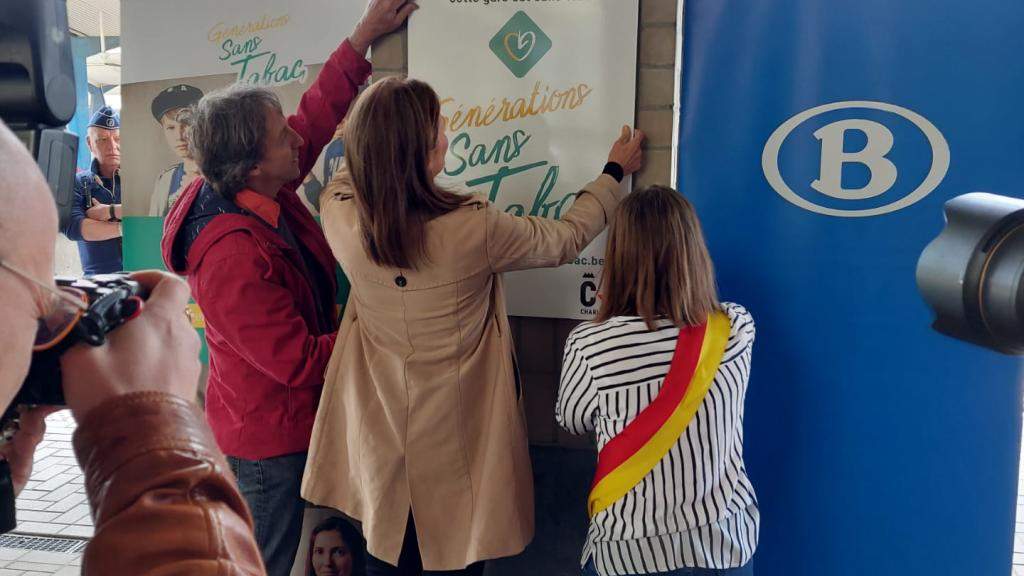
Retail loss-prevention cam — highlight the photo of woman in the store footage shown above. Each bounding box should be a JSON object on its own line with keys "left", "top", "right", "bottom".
{"left": 292, "top": 510, "right": 367, "bottom": 576}
{"left": 307, "top": 516, "right": 365, "bottom": 576}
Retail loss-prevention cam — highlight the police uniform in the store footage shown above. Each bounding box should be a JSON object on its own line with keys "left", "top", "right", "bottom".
{"left": 64, "top": 107, "right": 123, "bottom": 275}
{"left": 149, "top": 84, "right": 203, "bottom": 217}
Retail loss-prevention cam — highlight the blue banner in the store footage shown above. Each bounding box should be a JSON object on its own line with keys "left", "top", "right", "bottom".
{"left": 679, "top": 1, "right": 1024, "bottom": 574}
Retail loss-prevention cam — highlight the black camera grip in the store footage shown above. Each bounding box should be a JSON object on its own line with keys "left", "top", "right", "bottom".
{"left": 0, "top": 460, "right": 16, "bottom": 534}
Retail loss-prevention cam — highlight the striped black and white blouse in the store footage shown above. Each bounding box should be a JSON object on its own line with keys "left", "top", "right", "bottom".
{"left": 556, "top": 302, "right": 759, "bottom": 575}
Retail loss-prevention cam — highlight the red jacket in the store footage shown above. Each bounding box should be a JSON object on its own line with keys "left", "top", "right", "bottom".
{"left": 161, "top": 40, "right": 371, "bottom": 459}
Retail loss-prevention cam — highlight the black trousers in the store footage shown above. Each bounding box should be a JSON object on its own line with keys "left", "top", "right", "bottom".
{"left": 365, "top": 515, "right": 486, "bottom": 576}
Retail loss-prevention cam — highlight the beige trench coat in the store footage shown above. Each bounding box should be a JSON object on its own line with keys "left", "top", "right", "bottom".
{"left": 301, "top": 168, "right": 625, "bottom": 569}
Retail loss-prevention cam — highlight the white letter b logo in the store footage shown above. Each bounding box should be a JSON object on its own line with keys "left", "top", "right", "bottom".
{"left": 811, "top": 120, "right": 898, "bottom": 200}
{"left": 762, "top": 101, "right": 950, "bottom": 218}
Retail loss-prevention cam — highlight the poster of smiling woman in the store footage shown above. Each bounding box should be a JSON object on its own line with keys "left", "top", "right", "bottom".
{"left": 290, "top": 508, "right": 366, "bottom": 576}
{"left": 120, "top": 0, "right": 364, "bottom": 238}
{"left": 409, "top": 0, "right": 639, "bottom": 319}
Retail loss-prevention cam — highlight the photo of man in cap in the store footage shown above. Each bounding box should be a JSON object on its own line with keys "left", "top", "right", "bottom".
{"left": 63, "top": 105, "right": 123, "bottom": 274}
{"left": 149, "top": 84, "right": 204, "bottom": 217}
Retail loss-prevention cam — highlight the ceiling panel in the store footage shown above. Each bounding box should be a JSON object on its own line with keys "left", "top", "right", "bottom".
{"left": 66, "top": 0, "right": 120, "bottom": 37}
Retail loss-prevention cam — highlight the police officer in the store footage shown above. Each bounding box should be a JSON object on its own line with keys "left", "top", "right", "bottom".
{"left": 150, "top": 84, "right": 203, "bottom": 217}
{"left": 64, "top": 106, "right": 123, "bottom": 274}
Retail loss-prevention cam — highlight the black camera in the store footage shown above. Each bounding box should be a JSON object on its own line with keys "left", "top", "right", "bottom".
{"left": 0, "top": 0, "right": 79, "bottom": 229}
{"left": 3, "top": 274, "right": 145, "bottom": 424}
{"left": 0, "top": 274, "right": 144, "bottom": 534}
{"left": 917, "top": 192, "right": 1024, "bottom": 354}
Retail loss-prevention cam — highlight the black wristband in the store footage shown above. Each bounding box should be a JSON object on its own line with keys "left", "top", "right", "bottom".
{"left": 108, "top": 204, "right": 116, "bottom": 222}
{"left": 602, "top": 162, "right": 625, "bottom": 183}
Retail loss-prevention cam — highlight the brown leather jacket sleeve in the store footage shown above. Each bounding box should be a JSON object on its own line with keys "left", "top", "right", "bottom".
{"left": 72, "top": 391, "right": 266, "bottom": 575}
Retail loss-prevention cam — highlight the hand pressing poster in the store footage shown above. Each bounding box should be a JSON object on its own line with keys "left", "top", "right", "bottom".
{"left": 409, "top": 0, "right": 639, "bottom": 319}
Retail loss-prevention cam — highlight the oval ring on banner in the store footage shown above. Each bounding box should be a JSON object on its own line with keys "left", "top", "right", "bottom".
{"left": 762, "top": 100, "right": 951, "bottom": 218}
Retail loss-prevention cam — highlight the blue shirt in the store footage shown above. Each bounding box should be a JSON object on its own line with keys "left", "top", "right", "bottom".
{"left": 64, "top": 159, "right": 123, "bottom": 274}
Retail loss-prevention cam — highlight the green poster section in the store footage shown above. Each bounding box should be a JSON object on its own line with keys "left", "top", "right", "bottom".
{"left": 121, "top": 217, "right": 168, "bottom": 270}
{"left": 122, "top": 216, "right": 351, "bottom": 365}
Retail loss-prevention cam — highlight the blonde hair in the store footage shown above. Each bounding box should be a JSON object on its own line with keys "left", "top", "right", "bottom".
{"left": 597, "top": 185, "right": 719, "bottom": 330}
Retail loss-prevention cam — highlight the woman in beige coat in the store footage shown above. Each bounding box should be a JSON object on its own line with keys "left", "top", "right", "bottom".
{"left": 302, "top": 77, "right": 644, "bottom": 575}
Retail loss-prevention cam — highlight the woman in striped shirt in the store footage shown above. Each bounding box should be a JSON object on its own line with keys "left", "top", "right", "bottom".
{"left": 557, "top": 185, "right": 758, "bottom": 576}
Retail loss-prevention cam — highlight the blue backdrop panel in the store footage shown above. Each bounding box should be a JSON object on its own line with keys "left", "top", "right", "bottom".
{"left": 678, "top": 1, "right": 1024, "bottom": 574}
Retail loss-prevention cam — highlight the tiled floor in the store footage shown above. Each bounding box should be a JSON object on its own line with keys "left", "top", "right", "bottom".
{"left": 0, "top": 547, "right": 81, "bottom": 576}
{"left": 14, "top": 412, "right": 91, "bottom": 540}
{"left": 0, "top": 411, "right": 87, "bottom": 574}
{"left": 3, "top": 411, "right": 1024, "bottom": 574}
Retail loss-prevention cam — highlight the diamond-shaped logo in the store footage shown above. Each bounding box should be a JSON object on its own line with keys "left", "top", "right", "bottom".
{"left": 489, "top": 11, "right": 552, "bottom": 79}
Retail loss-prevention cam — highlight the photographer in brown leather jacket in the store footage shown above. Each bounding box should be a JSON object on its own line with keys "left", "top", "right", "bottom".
{"left": 0, "top": 117, "right": 265, "bottom": 573}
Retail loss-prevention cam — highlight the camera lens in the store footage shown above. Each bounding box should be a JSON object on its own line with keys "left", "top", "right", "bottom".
{"left": 917, "top": 192, "right": 1024, "bottom": 354}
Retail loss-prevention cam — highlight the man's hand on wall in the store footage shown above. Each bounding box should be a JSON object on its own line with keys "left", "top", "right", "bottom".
{"left": 349, "top": 0, "right": 419, "bottom": 56}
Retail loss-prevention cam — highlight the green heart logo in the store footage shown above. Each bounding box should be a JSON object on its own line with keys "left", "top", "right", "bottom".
{"left": 489, "top": 11, "right": 552, "bottom": 79}
{"left": 503, "top": 30, "right": 536, "bottom": 63}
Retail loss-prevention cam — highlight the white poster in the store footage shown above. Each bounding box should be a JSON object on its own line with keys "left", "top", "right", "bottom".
{"left": 120, "top": 0, "right": 366, "bottom": 218}
{"left": 409, "top": 1, "right": 639, "bottom": 319}
{"left": 122, "top": 0, "right": 364, "bottom": 84}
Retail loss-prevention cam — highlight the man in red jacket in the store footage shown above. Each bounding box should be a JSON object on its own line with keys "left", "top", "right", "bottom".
{"left": 161, "top": 2, "right": 418, "bottom": 573}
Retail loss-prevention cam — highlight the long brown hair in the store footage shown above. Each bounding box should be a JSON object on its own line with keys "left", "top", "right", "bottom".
{"left": 597, "top": 185, "right": 719, "bottom": 331}
{"left": 343, "top": 77, "right": 465, "bottom": 269}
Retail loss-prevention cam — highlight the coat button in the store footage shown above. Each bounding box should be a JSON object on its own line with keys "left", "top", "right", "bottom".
{"left": 395, "top": 275, "right": 407, "bottom": 287}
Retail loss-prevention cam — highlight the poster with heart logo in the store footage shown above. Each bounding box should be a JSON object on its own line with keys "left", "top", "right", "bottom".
{"left": 409, "top": 0, "right": 640, "bottom": 319}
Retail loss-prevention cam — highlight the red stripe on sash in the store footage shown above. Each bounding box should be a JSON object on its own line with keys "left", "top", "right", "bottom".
{"left": 589, "top": 322, "right": 708, "bottom": 491}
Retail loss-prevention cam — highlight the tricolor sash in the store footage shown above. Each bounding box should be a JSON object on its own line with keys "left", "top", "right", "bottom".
{"left": 588, "top": 311, "right": 730, "bottom": 518}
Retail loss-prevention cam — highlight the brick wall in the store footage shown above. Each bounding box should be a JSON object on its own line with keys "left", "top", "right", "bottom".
{"left": 369, "top": 0, "right": 679, "bottom": 453}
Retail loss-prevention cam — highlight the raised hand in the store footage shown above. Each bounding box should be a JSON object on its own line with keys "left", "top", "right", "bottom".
{"left": 349, "top": 0, "right": 420, "bottom": 56}
{"left": 607, "top": 125, "right": 645, "bottom": 176}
